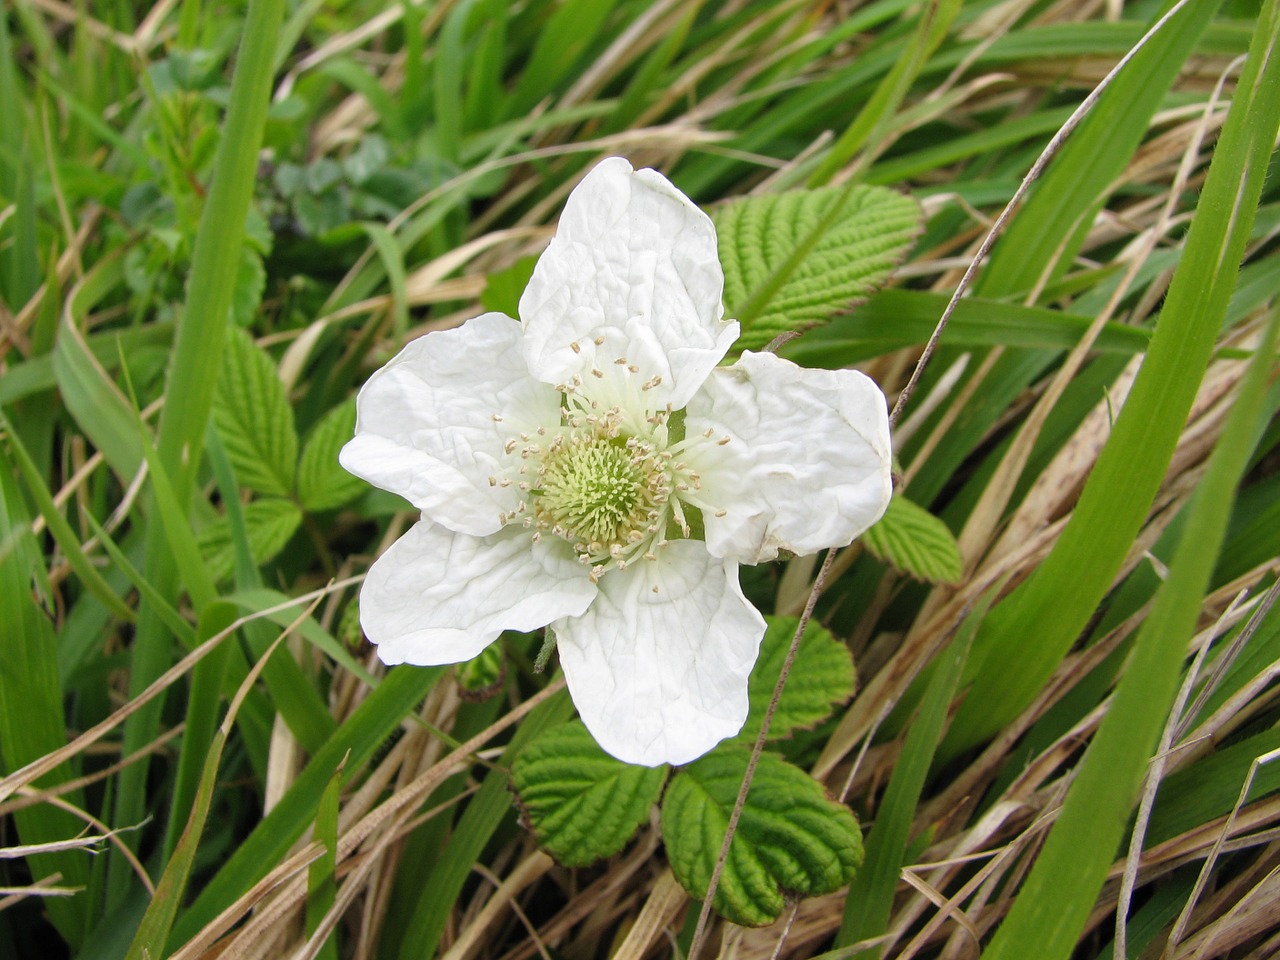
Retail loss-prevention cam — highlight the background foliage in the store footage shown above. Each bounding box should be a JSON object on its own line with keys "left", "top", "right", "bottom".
{"left": 1, "top": 0, "right": 1278, "bottom": 958}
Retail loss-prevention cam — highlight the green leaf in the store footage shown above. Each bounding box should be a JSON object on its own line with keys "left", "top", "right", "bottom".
{"left": 212, "top": 326, "right": 298, "bottom": 497}
{"left": 52, "top": 258, "right": 145, "bottom": 480}
{"left": 456, "top": 643, "right": 505, "bottom": 700}
{"left": 480, "top": 255, "right": 538, "bottom": 319}
{"left": 862, "top": 495, "right": 962, "bottom": 584}
{"left": 714, "top": 185, "right": 921, "bottom": 352}
{"left": 231, "top": 245, "right": 266, "bottom": 327}
{"left": 739, "top": 617, "right": 855, "bottom": 743}
{"left": 512, "top": 720, "right": 667, "bottom": 868}
{"left": 198, "top": 497, "right": 302, "bottom": 582}
{"left": 297, "top": 398, "right": 365, "bottom": 511}
{"left": 662, "top": 748, "right": 863, "bottom": 927}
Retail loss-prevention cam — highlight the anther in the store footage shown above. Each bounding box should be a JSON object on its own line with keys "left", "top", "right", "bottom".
{"left": 594, "top": 336, "right": 606, "bottom": 345}
{"left": 704, "top": 427, "right": 715, "bottom": 438}
{"left": 652, "top": 584, "right": 660, "bottom": 594}
{"left": 718, "top": 435, "right": 731, "bottom": 445}
{"left": 492, "top": 414, "right": 503, "bottom": 422}
{"left": 591, "top": 368, "right": 604, "bottom": 379}
{"left": 570, "top": 341, "right": 581, "bottom": 354}
{"left": 614, "top": 357, "right": 628, "bottom": 365}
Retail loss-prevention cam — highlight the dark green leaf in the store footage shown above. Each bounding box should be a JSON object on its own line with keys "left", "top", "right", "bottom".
{"left": 715, "top": 186, "right": 921, "bottom": 351}
{"left": 513, "top": 720, "right": 667, "bottom": 867}
{"left": 662, "top": 748, "right": 863, "bottom": 926}
{"left": 863, "top": 495, "right": 963, "bottom": 584}
{"left": 213, "top": 326, "right": 298, "bottom": 497}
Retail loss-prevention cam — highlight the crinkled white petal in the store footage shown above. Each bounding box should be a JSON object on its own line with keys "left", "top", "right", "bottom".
{"left": 339, "top": 313, "right": 561, "bottom": 537}
{"left": 361, "top": 521, "right": 597, "bottom": 667}
{"left": 519, "top": 157, "right": 738, "bottom": 410}
{"left": 554, "top": 540, "right": 766, "bottom": 766}
{"left": 687, "top": 351, "right": 893, "bottom": 564}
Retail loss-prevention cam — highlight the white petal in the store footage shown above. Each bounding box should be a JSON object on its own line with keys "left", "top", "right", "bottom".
{"left": 361, "top": 521, "right": 597, "bottom": 666}
{"left": 554, "top": 541, "right": 766, "bottom": 767}
{"left": 339, "top": 313, "right": 561, "bottom": 536}
{"left": 687, "top": 351, "right": 893, "bottom": 564}
{"left": 519, "top": 157, "right": 738, "bottom": 409}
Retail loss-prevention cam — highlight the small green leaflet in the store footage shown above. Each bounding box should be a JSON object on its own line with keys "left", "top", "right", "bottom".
{"left": 511, "top": 721, "right": 667, "bottom": 867}
{"left": 738, "top": 616, "right": 856, "bottom": 743}
{"left": 661, "top": 747, "right": 863, "bottom": 926}
{"left": 198, "top": 497, "right": 302, "bottom": 582}
{"left": 863, "top": 495, "right": 963, "bottom": 584}
{"left": 297, "top": 398, "right": 366, "bottom": 511}
{"left": 481, "top": 255, "right": 539, "bottom": 319}
{"left": 456, "top": 644, "right": 505, "bottom": 701}
{"left": 212, "top": 327, "right": 297, "bottom": 497}
{"left": 715, "top": 185, "right": 921, "bottom": 352}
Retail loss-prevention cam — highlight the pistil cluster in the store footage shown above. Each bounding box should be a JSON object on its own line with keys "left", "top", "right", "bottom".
{"left": 491, "top": 352, "right": 726, "bottom": 581}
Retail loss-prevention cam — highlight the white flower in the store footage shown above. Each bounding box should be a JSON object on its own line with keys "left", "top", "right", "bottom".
{"left": 340, "top": 158, "right": 892, "bottom": 766}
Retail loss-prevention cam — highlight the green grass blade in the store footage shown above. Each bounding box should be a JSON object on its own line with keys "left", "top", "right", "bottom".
{"left": 113, "top": 0, "right": 288, "bottom": 905}
{"left": 983, "top": 158, "right": 1280, "bottom": 960}
{"left": 942, "top": 0, "right": 1280, "bottom": 758}
{"left": 976, "top": 0, "right": 1221, "bottom": 298}
{"left": 808, "top": 0, "right": 962, "bottom": 186}
{"left": 164, "top": 601, "right": 237, "bottom": 861}
{"left": 0, "top": 454, "right": 90, "bottom": 945}
{"left": 836, "top": 597, "right": 982, "bottom": 953}
{"left": 305, "top": 761, "right": 343, "bottom": 960}
{"left": 396, "top": 689, "right": 575, "bottom": 960}
{"left": 170, "top": 664, "right": 444, "bottom": 945}
{"left": 0, "top": 410, "right": 134, "bottom": 622}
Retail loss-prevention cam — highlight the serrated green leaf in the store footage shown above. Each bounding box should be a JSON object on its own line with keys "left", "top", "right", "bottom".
{"left": 739, "top": 617, "right": 855, "bottom": 743}
{"left": 231, "top": 246, "right": 266, "bottom": 327}
{"left": 863, "top": 495, "right": 962, "bottom": 584}
{"left": 662, "top": 747, "right": 863, "bottom": 927}
{"left": 512, "top": 720, "right": 667, "bottom": 867}
{"left": 212, "top": 326, "right": 298, "bottom": 497}
{"left": 715, "top": 185, "right": 921, "bottom": 352}
{"left": 198, "top": 497, "right": 302, "bottom": 582}
{"left": 297, "top": 398, "right": 365, "bottom": 511}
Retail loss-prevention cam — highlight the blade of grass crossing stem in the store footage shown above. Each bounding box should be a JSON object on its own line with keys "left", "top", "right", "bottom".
{"left": 126, "top": 626, "right": 292, "bottom": 960}
{"left": 942, "top": 0, "right": 1280, "bottom": 760}
{"left": 306, "top": 760, "right": 344, "bottom": 960}
{"left": 836, "top": 595, "right": 984, "bottom": 953}
{"left": 807, "top": 0, "right": 962, "bottom": 186}
{"left": 164, "top": 602, "right": 237, "bottom": 861}
{"left": 396, "top": 689, "right": 576, "bottom": 960}
{"left": 984, "top": 190, "right": 1280, "bottom": 960}
{"left": 170, "top": 664, "right": 444, "bottom": 945}
{"left": 0, "top": 457, "right": 91, "bottom": 946}
{"left": 112, "top": 0, "right": 286, "bottom": 907}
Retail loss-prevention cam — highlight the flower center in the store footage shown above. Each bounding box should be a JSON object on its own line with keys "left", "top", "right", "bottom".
{"left": 535, "top": 433, "right": 658, "bottom": 549}
{"left": 494, "top": 363, "right": 729, "bottom": 581}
